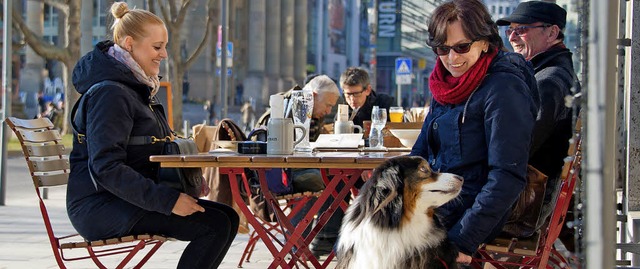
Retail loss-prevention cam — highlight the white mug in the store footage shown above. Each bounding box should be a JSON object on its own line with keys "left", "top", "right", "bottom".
{"left": 334, "top": 121, "right": 363, "bottom": 134}
{"left": 267, "top": 118, "right": 306, "bottom": 155}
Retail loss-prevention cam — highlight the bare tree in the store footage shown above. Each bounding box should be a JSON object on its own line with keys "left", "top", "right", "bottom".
{"left": 10, "top": 0, "right": 215, "bottom": 132}
{"left": 10, "top": 0, "right": 81, "bottom": 134}
{"left": 149, "top": 0, "right": 215, "bottom": 130}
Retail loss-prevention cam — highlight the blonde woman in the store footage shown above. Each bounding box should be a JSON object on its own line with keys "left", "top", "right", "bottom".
{"left": 67, "top": 2, "right": 238, "bottom": 268}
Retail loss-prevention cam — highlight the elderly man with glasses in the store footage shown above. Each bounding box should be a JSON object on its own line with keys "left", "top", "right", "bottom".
{"left": 498, "top": 1, "right": 580, "bottom": 252}
{"left": 339, "top": 67, "right": 395, "bottom": 129}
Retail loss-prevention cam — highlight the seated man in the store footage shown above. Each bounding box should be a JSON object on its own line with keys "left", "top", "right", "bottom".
{"left": 498, "top": 1, "right": 580, "bottom": 250}
{"left": 339, "top": 67, "right": 395, "bottom": 128}
{"left": 255, "top": 75, "right": 341, "bottom": 239}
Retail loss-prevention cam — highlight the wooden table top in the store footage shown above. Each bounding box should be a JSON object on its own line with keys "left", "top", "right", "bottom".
{"left": 150, "top": 149, "right": 410, "bottom": 169}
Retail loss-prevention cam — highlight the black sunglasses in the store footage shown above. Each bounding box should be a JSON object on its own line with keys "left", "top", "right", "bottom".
{"left": 505, "top": 24, "right": 551, "bottom": 37}
{"left": 432, "top": 41, "right": 476, "bottom": 56}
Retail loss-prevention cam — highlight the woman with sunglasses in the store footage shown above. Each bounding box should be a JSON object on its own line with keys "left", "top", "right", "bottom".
{"left": 409, "top": 0, "right": 538, "bottom": 264}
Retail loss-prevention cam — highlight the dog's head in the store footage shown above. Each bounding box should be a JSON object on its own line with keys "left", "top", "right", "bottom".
{"left": 352, "top": 155, "right": 463, "bottom": 229}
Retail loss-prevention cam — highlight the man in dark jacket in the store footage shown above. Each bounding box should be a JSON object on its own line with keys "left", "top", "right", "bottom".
{"left": 498, "top": 1, "right": 580, "bottom": 251}
{"left": 339, "top": 67, "right": 395, "bottom": 128}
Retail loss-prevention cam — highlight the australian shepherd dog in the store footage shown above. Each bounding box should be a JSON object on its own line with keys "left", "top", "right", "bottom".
{"left": 336, "top": 155, "right": 463, "bottom": 269}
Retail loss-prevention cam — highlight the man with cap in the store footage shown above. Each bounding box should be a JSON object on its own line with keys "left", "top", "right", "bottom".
{"left": 498, "top": 1, "right": 579, "bottom": 251}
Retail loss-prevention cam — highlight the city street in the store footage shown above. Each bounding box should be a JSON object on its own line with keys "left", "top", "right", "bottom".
{"left": 0, "top": 156, "right": 329, "bottom": 269}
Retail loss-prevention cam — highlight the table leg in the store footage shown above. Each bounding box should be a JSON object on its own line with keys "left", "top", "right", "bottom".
{"left": 221, "top": 168, "right": 291, "bottom": 269}
{"left": 223, "top": 167, "right": 364, "bottom": 269}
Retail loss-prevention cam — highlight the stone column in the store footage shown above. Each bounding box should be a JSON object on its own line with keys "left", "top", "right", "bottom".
{"left": 244, "top": 0, "right": 267, "bottom": 111}
{"left": 19, "top": 1, "right": 45, "bottom": 118}
{"left": 280, "top": 0, "right": 295, "bottom": 89}
{"left": 293, "top": 0, "right": 308, "bottom": 85}
{"left": 265, "top": 0, "right": 282, "bottom": 94}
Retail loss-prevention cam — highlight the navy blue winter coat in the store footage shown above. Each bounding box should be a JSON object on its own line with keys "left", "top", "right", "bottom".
{"left": 410, "top": 51, "right": 538, "bottom": 255}
{"left": 66, "top": 41, "right": 179, "bottom": 241}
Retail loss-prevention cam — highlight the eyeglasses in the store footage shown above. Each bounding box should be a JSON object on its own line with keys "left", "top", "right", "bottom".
{"left": 505, "top": 24, "right": 551, "bottom": 37}
{"left": 431, "top": 41, "right": 476, "bottom": 56}
{"left": 343, "top": 88, "right": 367, "bottom": 98}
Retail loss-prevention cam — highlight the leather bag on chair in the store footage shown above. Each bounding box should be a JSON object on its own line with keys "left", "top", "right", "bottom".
{"left": 502, "top": 165, "right": 548, "bottom": 238}
{"left": 193, "top": 119, "right": 250, "bottom": 233}
{"left": 203, "top": 119, "right": 247, "bottom": 204}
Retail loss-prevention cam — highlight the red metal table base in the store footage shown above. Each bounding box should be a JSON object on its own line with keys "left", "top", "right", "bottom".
{"left": 222, "top": 167, "right": 363, "bottom": 269}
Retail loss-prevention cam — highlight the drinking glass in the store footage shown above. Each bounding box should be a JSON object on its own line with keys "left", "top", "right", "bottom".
{"left": 389, "top": 106, "right": 404, "bottom": 123}
{"left": 369, "top": 106, "right": 387, "bottom": 149}
{"left": 291, "top": 89, "right": 314, "bottom": 152}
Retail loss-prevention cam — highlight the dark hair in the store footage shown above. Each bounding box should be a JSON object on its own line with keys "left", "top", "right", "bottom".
{"left": 426, "top": 0, "right": 504, "bottom": 52}
{"left": 339, "top": 67, "right": 370, "bottom": 89}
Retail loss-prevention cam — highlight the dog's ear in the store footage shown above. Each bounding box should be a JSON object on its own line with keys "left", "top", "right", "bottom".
{"left": 369, "top": 165, "right": 404, "bottom": 228}
{"left": 372, "top": 188, "right": 397, "bottom": 215}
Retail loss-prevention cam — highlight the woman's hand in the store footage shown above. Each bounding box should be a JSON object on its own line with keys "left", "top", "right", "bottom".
{"left": 456, "top": 252, "right": 472, "bottom": 265}
{"left": 171, "top": 193, "right": 205, "bottom": 216}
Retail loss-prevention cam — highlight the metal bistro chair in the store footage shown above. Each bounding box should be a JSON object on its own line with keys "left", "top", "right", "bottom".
{"left": 471, "top": 118, "right": 582, "bottom": 269}
{"left": 5, "top": 117, "right": 166, "bottom": 269}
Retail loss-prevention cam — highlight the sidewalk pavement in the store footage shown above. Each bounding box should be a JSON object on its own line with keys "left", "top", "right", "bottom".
{"left": 0, "top": 156, "right": 335, "bottom": 269}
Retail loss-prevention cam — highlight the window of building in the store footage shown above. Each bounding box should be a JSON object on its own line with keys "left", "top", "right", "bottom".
{"left": 93, "top": 0, "right": 109, "bottom": 27}
{"left": 43, "top": 4, "right": 58, "bottom": 28}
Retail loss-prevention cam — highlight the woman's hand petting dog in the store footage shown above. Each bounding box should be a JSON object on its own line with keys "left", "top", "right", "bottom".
{"left": 456, "top": 252, "right": 472, "bottom": 265}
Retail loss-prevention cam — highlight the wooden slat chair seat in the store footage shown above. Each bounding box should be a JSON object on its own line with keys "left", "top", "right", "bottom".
{"left": 471, "top": 119, "right": 582, "bottom": 269}
{"left": 5, "top": 117, "right": 166, "bottom": 269}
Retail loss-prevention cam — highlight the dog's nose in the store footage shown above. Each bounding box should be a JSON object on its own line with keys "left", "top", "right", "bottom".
{"left": 454, "top": 175, "right": 464, "bottom": 182}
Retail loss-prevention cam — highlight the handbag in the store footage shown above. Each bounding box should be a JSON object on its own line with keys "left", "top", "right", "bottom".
{"left": 157, "top": 137, "right": 206, "bottom": 198}
{"left": 502, "top": 164, "right": 548, "bottom": 238}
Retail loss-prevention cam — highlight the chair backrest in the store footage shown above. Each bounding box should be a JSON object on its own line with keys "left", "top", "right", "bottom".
{"left": 5, "top": 117, "right": 69, "bottom": 190}
{"left": 543, "top": 118, "right": 582, "bottom": 246}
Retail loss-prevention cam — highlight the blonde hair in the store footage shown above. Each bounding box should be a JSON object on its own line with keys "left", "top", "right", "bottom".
{"left": 110, "top": 2, "right": 164, "bottom": 44}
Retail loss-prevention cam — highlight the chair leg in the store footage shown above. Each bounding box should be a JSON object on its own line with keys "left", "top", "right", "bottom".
{"left": 87, "top": 247, "right": 109, "bottom": 269}
{"left": 114, "top": 240, "right": 148, "bottom": 269}
{"left": 238, "top": 231, "right": 260, "bottom": 268}
{"left": 132, "top": 240, "right": 165, "bottom": 269}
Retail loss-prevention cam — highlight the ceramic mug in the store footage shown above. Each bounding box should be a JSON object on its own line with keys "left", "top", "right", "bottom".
{"left": 267, "top": 118, "right": 306, "bottom": 155}
{"left": 334, "top": 121, "right": 363, "bottom": 134}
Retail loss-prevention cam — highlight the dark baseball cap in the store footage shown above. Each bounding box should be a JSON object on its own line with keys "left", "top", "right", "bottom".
{"left": 496, "top": 1, "right": 567, "bottom": 29}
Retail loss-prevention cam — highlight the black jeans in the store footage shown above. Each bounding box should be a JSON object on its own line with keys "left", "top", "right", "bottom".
{"left": 129, "top": 199, "right": 239, "bottom": 269}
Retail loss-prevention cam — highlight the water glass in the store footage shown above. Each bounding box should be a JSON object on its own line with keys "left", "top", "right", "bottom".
{"left": 369, "top": 106, "right": 387, "bottom": 148}
{"left": 291, "top": 90, "right": 314, "bottom": 152}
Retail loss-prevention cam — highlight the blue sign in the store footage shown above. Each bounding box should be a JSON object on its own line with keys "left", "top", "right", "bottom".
{"left": 216, "top": 42, "right": 233, "bottom": 58}
{"left": 216, "top": 68, "right": 232, "bottom": 76}
{"left": 395, "top": 57, "right": 412, "bottom": 76}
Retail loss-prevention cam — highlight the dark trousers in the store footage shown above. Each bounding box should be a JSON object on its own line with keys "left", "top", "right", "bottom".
{"left": 129, "top": 199, "right": 239, "bottom": 269}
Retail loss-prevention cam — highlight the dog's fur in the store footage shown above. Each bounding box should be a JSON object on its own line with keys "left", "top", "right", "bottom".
{"left": 336, "top": 156, "right": 463, "bottom": 269}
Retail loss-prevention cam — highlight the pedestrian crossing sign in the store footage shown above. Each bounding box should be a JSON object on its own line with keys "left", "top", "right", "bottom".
{"left": 395, "top": 58, "right": 412, "bottom": 75}
{"left": 396, "top": 57, "right": 412, "bottom": 85}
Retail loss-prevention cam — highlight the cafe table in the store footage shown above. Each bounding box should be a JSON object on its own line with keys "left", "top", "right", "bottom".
{"left": 150, "top": 148, "right": 410, "bottom": 269}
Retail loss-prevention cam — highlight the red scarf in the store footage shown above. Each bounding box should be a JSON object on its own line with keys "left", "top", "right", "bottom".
{"left": 429, "top": 49, "right": 498, "bottom": 105}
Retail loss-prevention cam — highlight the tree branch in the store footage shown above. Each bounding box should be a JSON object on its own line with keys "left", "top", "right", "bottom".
{"left": 184, "top": 0, "right": 213, "bottom": 69}
{"left": 43, "top": 0, "right": 69, "bottom": 16}
{"left": 175, "top": 0, "right": 193, "bottom": 27}
{"left": 168, "top": 0, "right": 178, "bottom": 20}
{"left": 12, "top": 6, "right": 68, "bottom": 62}
{"left": 157, "top": 0, "right": 171, "bottom": 24}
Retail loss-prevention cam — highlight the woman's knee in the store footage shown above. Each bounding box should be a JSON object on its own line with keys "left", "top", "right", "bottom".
{"left": 199, "top": 200, "right": 239, "bottom": 230}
